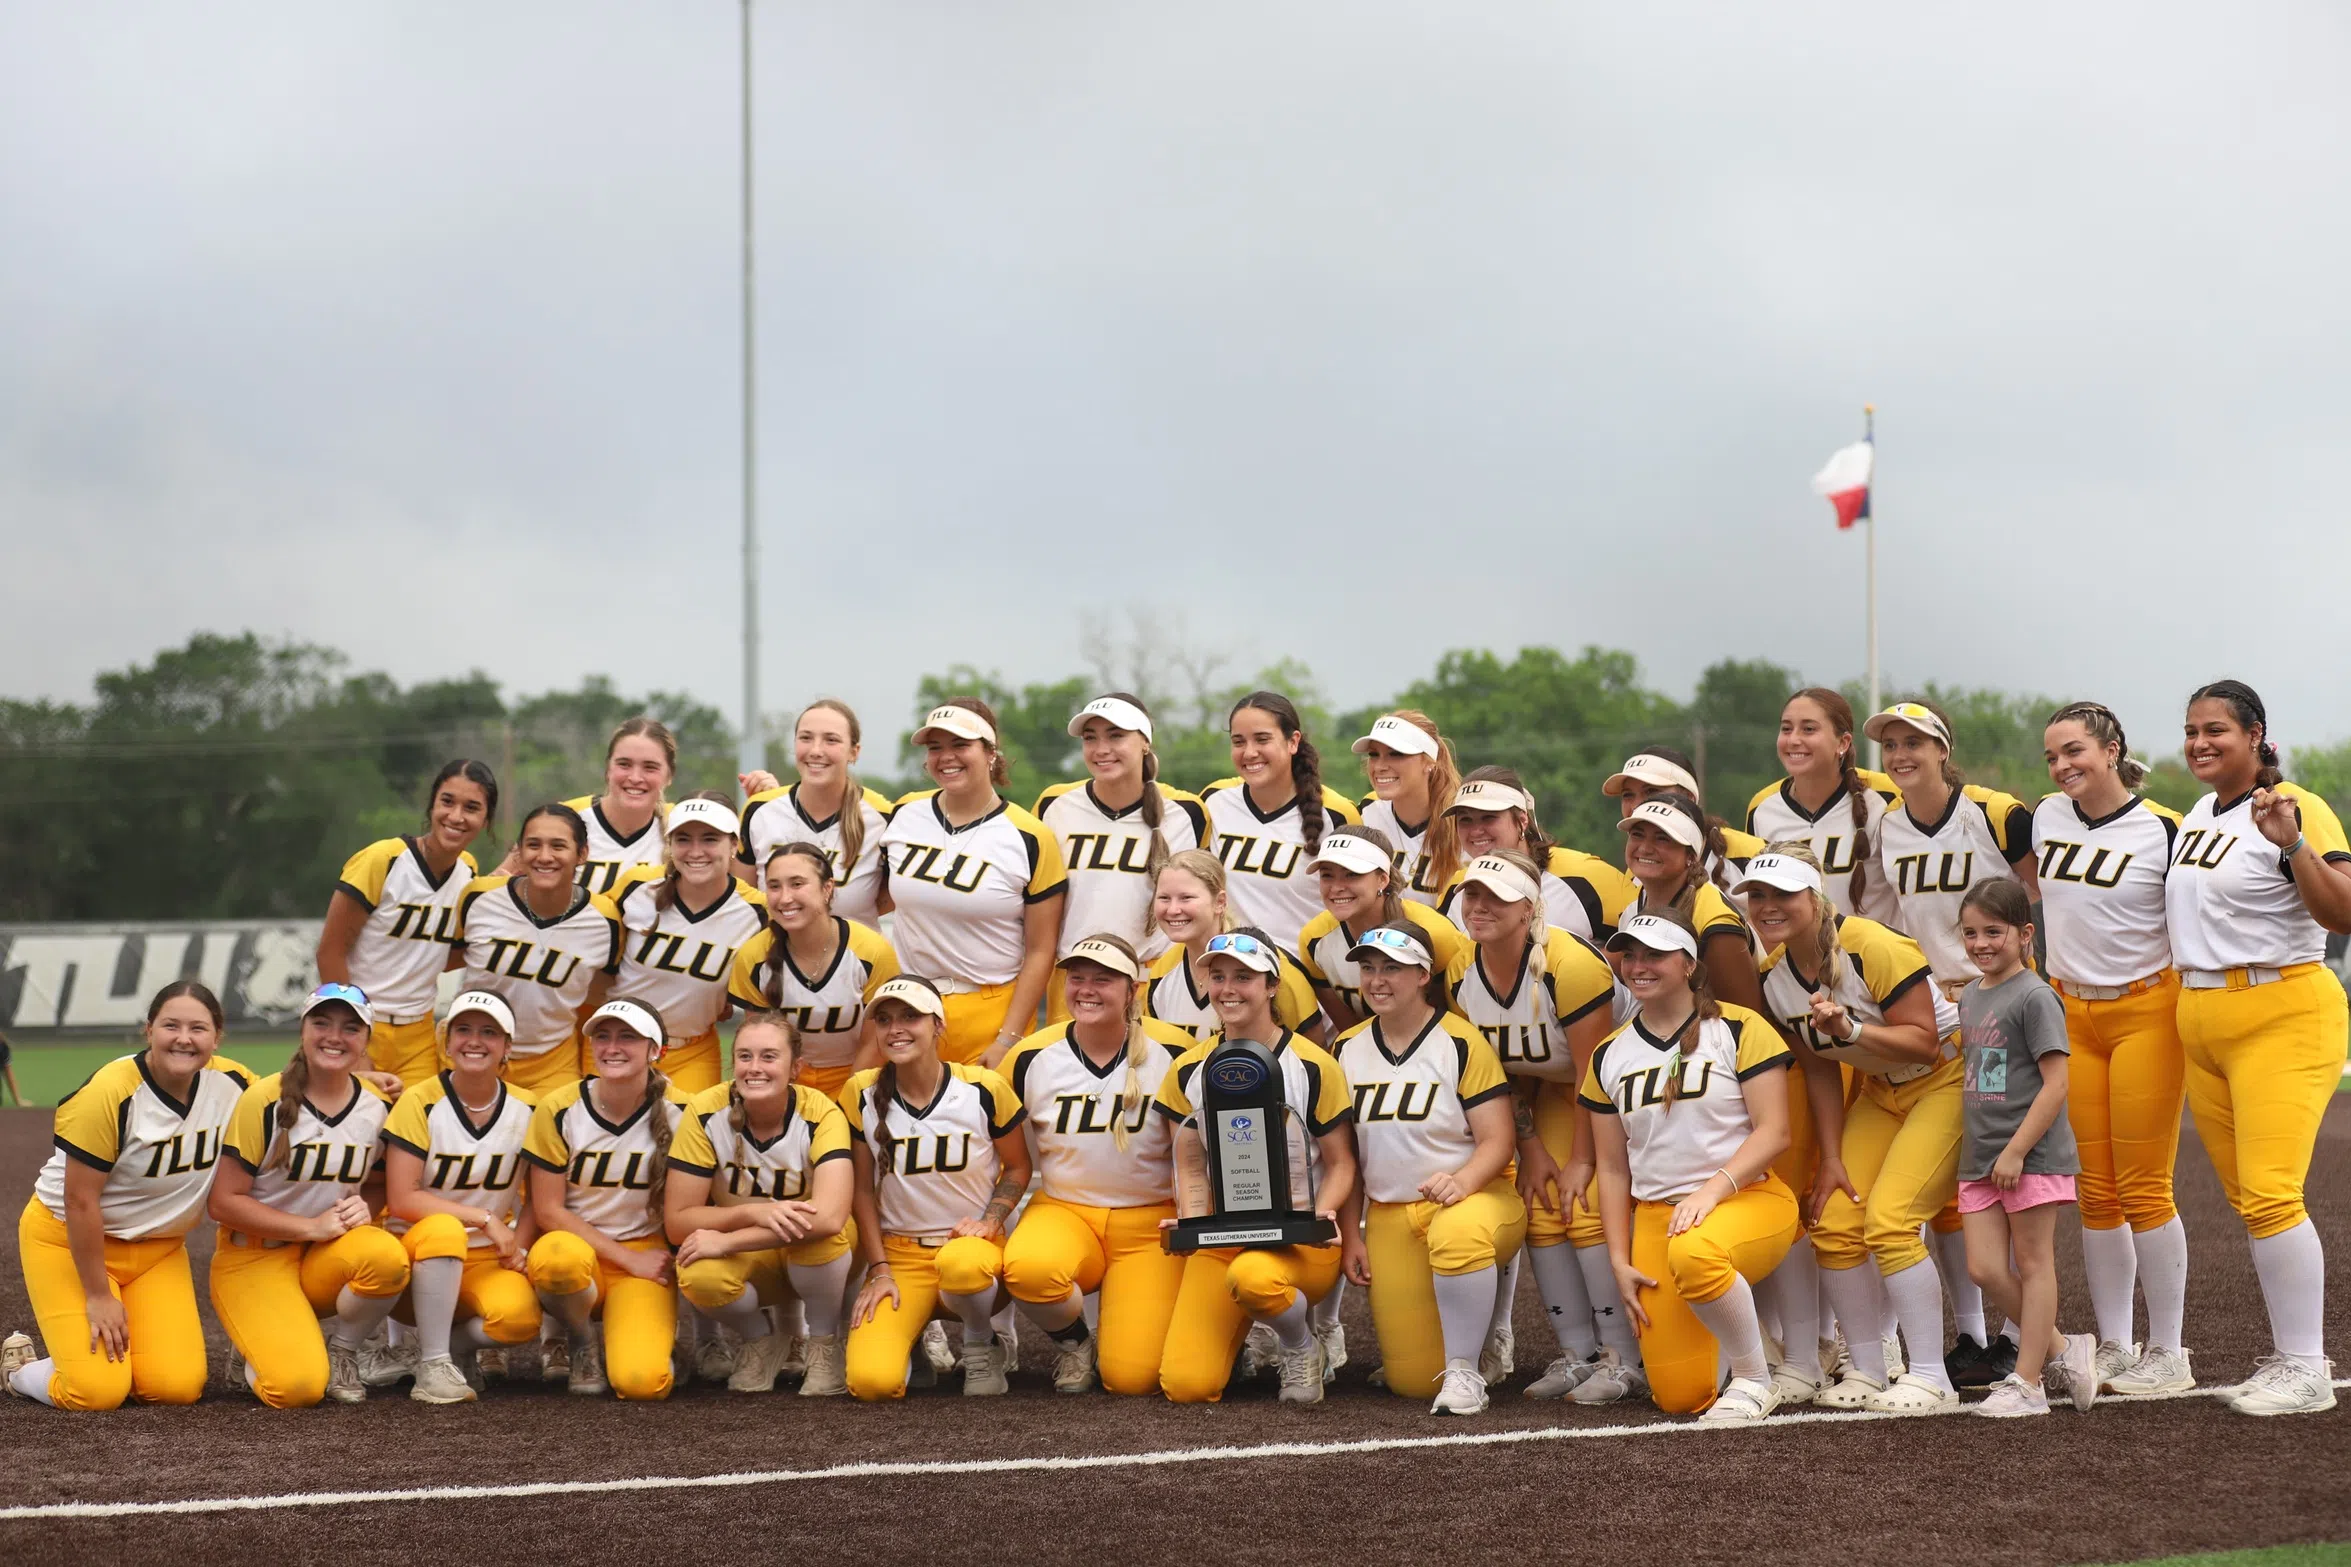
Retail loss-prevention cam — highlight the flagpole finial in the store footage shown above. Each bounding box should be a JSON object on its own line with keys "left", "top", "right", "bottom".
{"left": 1863, "top": 402, "right": 1875, "bottom": 416}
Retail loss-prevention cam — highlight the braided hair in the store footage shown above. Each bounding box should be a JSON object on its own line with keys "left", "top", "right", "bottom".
{"left": 1789, "top": 688, "right": 1873, "bottom": 914}
{"left": 2045, "top": 701, "right": 2148, "bottom": 789}
{"left": 2188, "top": 680, "right": 2283, "bottom": 789}
{"left": 1231, "top": 691, "right": 1327, "bottom": 852}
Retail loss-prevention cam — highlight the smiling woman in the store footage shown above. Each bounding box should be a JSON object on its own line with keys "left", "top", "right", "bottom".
{"left": 607, "top": 793, "right": 765, "bottom": 1095}
{"left": 562, "top": 717, "right": 679, "bottom": 897}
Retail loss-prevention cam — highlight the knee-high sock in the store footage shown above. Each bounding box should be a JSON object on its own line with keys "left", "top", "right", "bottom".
{"left": 542, "top": 1278, "right": 599, "bottom": 1339}
{"left": 2250, "top": 1219, "right": 2326, "bottom": 1365}
{"left": 1928, "top": 1227, "right": 1989, "bottom": 1342}
{"left": 8, "top": 1360, "right": 56, "bottom": 1405}
{"left": 410, "top": 1256, "right": 464, "bottom": 1361}
{"left": 2134, "top": 1217, "right": 2188, "bottom": 1354}
{"left": 1881, "top": 1258, "right": 1954, "bottom": 1392}
{"left": 1575, "top": 1244, "right": 1639, "bottom": 1361}
{"left": 1764, "top": 1236, "right": 1822, "bottom": 1378}
{"left": 1026, "top": 1283, "right": 1087, "bottom": 1340}
{"left": 1433, "top": 1266, "right": 1499, "bottom": 1368}
{"left": 2079, "top": 1224, "right": 2139, "bottom": 1347}
{"left": 1267, "top": 1289, "right": 1314, "bottom": 1352}
{"left": 700, "top": 1284, "right": 773, "bottom": 1342}
{"left": 774, "top": 1295, "right": 807, "bottom": 1339}
{"left": 328, "top": 1285, "right": 401, "bottom": 1350}
{"left": 787, "top": 1254, "right": 853, "bottom": 1340}
{"left": 1488, "top": 1252, "right": 1520, "bottom": 1334}
{"left": 1818, "top": 1270, "right": 1838, "bottom": 1346}
{"left": 1310, "top": 1278, "right": 1345, "bottom": 1332}
{"left": 940, "top": 1289, "right": 1000, "bottom": 1346}
{"left": 1526, "top": 1243, "right": 1598, "bottom": 1360}
{"left": 1688, "top": 1275, "right": 1768, "bottom": 1384}
{"left": 1820, "top": 1265, "right": 1888, "bottom": 1383}
{"left": 452, "top": 1318, "right": 496, "bottom": 1355}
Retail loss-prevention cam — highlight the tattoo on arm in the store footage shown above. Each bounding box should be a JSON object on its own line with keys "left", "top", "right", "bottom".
{"left": 981, "top": 1168, "right": 1025, "bottom": 1228}
{"left": 1512, "top": 1082, "right": 1539, "bottom": 1140}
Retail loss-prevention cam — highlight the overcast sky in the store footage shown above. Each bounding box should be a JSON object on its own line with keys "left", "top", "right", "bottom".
{"left": 5, "top": 2, "right": 2347, "bottom": 765}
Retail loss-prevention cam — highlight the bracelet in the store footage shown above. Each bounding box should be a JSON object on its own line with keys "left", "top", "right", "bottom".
{"left": 1712, "top": 1167, "right": 1739, "bottom": 1193}
{"left": 2283, "top": 836, "right": 2308, "bottom": 862}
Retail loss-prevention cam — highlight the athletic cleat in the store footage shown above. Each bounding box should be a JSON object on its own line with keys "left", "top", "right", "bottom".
{"left": 2106, "top": 1345, "right": 2195, "bottom": 1396}
{"left": 568, "top": 1333, "right": 608, "bottom": 1396}
{"left": 959, "top": 1333, "right": 1011, "bottom": 1397}
{"left": 360, "top": 1338, "right": 418, "bottom": 1388}
{"left": 728, "top": 1330, "right": 792, "bottom": 1393}
{"left": 1974, "top": 1333, "right": 2017, "bottom": 1386}
{"left": 409, "top": 1354, "right": 477, "bottom": 1405}
{"left": 697, "top": 1332, "right": 739, "bottom": 1384}
{"left": 2226, "top": 1355, "right": 2336, "bottom": 1417}
{"left": 1277, "top": 1339, "right": 1328, "bottom": 1405}
{"left": 1864, "top": 1372, "right": 1961, "bottom": 1415}
{"left": 1316, "top": 1321, "right": 1348, "bottom": 1381}
{"left": 1567, "top": 1350, "right": 1648, "bottom": 1405}
{"left": 798, "top": 1334, "right": 848, "bottom": 1397}
{"left": 2058, "top": 1333, "right": 2100, "bottom": 1412}
{"left": 2, "top": 1331, "right": 36, "bottom": 1397}
{"left": 1430, "top": 1359, "right": 1489, "bottom": 1416}
{"left": 922, "top": 1319, "right": 957, "bottom": 1375}
{"left": 1700, "top": 1375, "right": 1781, "bottom": 1427}
{"left": 1973, "top": 1373, "right": 2049, "bottom": 1417}
{"left": 1051, "top": 1333, "right": 1099, "bottom": 1395}
{"left": 540, "top": 1336, "right": 570, "bottom": 1383}
{"left": 779, "top": 1333, "right": 809, "bottom": 1379}
{"left": 1768, "top": 1363, "right": 1823, "bottom": 1407}
{"left": 1480, "top": 1319, "right": 1515, "bottom": 1384}
{"left": 1812, "top": 1371, "right": 1887, "bottom": 1410}
{"left": 2093, "top": 1339, "right": 2140, "bottom": 1390}
{"left": 1943, "top": 1333, "right": 1987, "bottom": 1387}
{"left": 473, "top": 1346, "right": 507, "bottom": 1382}
{"left": 324, "top": 1342, "right": 368, "bottom": 1403}
{"left": 1524, "top": 1352, "right": 1603, "bottom": 1400}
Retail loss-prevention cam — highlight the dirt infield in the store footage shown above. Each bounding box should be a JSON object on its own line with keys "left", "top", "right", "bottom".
{"left": 2, "top": 1102, "right": 2346, "bottom": 1567}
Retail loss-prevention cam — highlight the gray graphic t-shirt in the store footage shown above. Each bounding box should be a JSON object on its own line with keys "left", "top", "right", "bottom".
{"left": 1958, "top": 970, "right": 2077, "bottom": 1181}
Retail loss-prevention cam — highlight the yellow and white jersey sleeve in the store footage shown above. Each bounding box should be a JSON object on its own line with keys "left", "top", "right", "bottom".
{"left": 452, "top": 877, "right": 624, "bottom": 1058}
{"left": 564, "top": 796, "right": 667, "bottom": 897}
{"left": 1155, "top": 1029, "right": 1353, "bottom": 1201}
{"left": 32, "top": 1054, "right": 252, "bottom": 1241}
{"left": 1436, "top": 847, "right": 1636, "bottom": 945}
{"left": 1877, "top": 784, "right": 2036, "bottom": 983}
{"left": 1635, "top": 881, "right": 1750, "bottom": 948}
{"left": 1197, "top": 780, "right": 1364, "bottom": 953}
{"left": 741, "top": 784, "right": 895, "bottom": 926}
{"left": 2032, "top": 793, "right": 2179, "bottom": 987}
{"left": 2166, "top": 782, "right": 2351, "bottom": 970}
{"left": 668, "top": 1082, "right": 851, "bottom": 1205}
{"left": 336, "top": 836, "right": 476, "bottom": 1019}
{"left": 1358, "top": 796, "right": 1443, "bottom": 907}
{"left": 609, "top": 869, "right": 767, "bottom": 1039}
{"left": 522, "top": 1077, "right": 692, "bottom": 1241}
{"left": 1745, "top": 771, "right": 1903, "bottom": 925}
{"left": 1034, "top": 780, "right": 1207, "bottom": 960}
{"left": 1579, "top": 1004, "right": 1789, "bottom": 1204}
{"left": 1445, "top": 927, "right": 1617, "bottom": 1082}
{"left": 1757, "top": 915, "right": 1958, "bottom": 1073}
{"left": 876, "top": 795, "right": 1067, "bottom": 987}
{"left": 841, "top": 1063, "right": 1023, "bottom": 1243}
{"left": 1004, "top": 1019, "right": 1188, "bottom": 1208}
{"left": 1297, "top": 900, "right": 1470, "bottom": 1019}
{"left": 1139, "top": 944, "right": 1323, "bottom": 1042}
{"left": 382, "top": 1073, "right": 536, "bottom": 1243}
{"left": 725, "top": 918, "right": 899, "bottom": 1077}
{"left": 1334, "top": 1012, "right": 1509, "bottom": 1204}
{"left": 224, "top": 1073, "right": 394, "bottom": 1220}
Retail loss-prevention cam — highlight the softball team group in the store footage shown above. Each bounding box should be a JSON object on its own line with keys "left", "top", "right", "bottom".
{"left": 6, "top": 679, "right": 2345, "bottom": 1426}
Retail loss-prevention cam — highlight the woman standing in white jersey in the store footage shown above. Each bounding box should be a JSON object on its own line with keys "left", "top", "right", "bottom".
{"left": 609, "top": 794, "right": 767, "bottom": 1095}
{"left": 1353, "top": 711, "right": 1465, "bottom": 907}
{"left": 1746, "top": 689, "right": 1902, "bottom": 925}
{"left": 1199, "top": 691, "right": 1362, "bottom": 953}
{"left": 558, "top": 717, "right": 676, "bottom": 896}
{"left": 738, "top": 699, "right": 894, "bottom": 925}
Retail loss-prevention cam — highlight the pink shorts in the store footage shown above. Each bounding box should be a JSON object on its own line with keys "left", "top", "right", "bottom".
{"left": 1957, "top": 1174, "right": 2077, "bottom": 1214}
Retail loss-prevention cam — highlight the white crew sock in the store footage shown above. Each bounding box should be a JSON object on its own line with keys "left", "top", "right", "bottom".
{"left": 1928, "top": 1227, "right": 1989, "bottom": 1342}
{"left": 1433, "top": 1266, "right": 1499, "bottom": 1368}
{"left": 1688, "top": 1275, "right": 1769, "bottom": 1383}
{"left": 1575, "top": 1244, "right": 1640, "bottom": 1361}
{"left": 9, "top": 1358, "right": 56, "bottom": 1405}
{"left": 1488, "top": 1252, "right": 1521, "bottom": 1334}
{"left": 410, "top": 1256, "right": 464, "bottom": 1361}
{"left": 1266, "top": 1290, "right": 1314, "bottom": 1352}
{"left": 1310, "top": 1278, "right": 1345, "bottom": 1333}
{"left": 700, "top": 1286, "right": 774, "bottom": 1343}
{"left": 1820, "top": 1265, "right": 1889, "bottom": 1383}
{"left": 328, "top": 1285, "right": 401, "bottom": 1350}
{"left": 2134, "top": 1217, "right": 2189, "bottom": 1354}
{"left": 1763, "top": 1236, "right": 1823, "bottom": 1378}
{"left": 1880, "top": 1258, "right": 1954, "bottom": 1392}
{"left": 1526, "top": 1243, "right": 1598, "bottom": 1360}
{"left": 2249, "top": 1219, "right": 2326, "bottom": 1365}
{"left": 786, "top": 1254, "right": 853, "bottom": 1340}
{"left": 2080, "top": 1224, "right": 2139, "bottom": 1346}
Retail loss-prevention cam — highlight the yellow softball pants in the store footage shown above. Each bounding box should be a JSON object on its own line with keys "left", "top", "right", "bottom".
{"left": 16, "top": 1200, "right": 206, "bottom": 1410}
{"left": 1001, "top": 1194, "right": 1184, "bottom": 1396}
{"left": 2179, "top": 965, "right": 2349, "bottom": 1240}
{"left": 209, "top": 1225, "right": 411, "bottom": 1408}
{"left": 525, "top": 1231, "right": 677, "bottom": 1400}
{"left": 678, "top": 1222, "right": 857, "bottom": 1310}
{"left": 1367, "top": 1179, "right": 1528, "bottom": 1400}
{"left": 400, "top": 1214, "right": 542, "bottom": 1344}
{"left": 844, "top": 1233, "right": 1006, "bottom": 1400}
{"left": 1812, "top": 1056, "right": 1963, "bottom": 1275}
{"left": 505, "top": 1039, "right": 584, "bottom": 1098}
{"left": 653, "top": 1030, "right": 724, "bottom": 1095}
{"left": 939, "top": 984, "right": 1020, "bottom": 1066}
{"left": 1632, "top": 1175, "right": 1801, "bottom": 1415}
{"left": 1159, "top": 1241, "right": 1343, "bottom": 1404}
{"left": 2062, "top": 975, "right": 2187, "bottom": 1232}
{"left": 369, "top": 1017, "right": 441, "bottom": 1090}
{"left": 796, "top": 1061, "right": 857, "bottom": 1102}
{"left": 1525, "top": 1081, "right": 1604, "bottom": 1248}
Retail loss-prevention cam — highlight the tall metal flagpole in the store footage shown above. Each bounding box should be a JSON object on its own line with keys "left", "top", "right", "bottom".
{"left": 1864, "top": 403, "right": 1880, "bottom": 767}
{"left": 737, "top": 0, "right": 763, "bottom": 778}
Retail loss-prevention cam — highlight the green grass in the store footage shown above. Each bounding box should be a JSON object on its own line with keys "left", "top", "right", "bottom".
{"left": 2088, "top": 1547, "right": 2351, "bottom": 1567}
{"left": 6, "top": 1035, "right": 301, "bottom": 1107}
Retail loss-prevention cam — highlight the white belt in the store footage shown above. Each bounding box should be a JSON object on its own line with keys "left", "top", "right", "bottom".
{"left": 378, "top": 1008, "right": 435, "bottom": 1027}
{"left": 2180, "top": 965, "right": 2299, "bottom": 990}
{"left": 926, "top": 976, "right": 985, "bottom": 997}
{"left": 1862, "top": 1034, "right": 1958, "bottom": 1088}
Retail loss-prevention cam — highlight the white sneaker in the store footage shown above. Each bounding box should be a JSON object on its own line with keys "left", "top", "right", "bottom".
{"left": 1813, "top": 1370, "right": 1887, "bottom": 1410}
{"left": 2093, "top": 1339, "right": 2140, "bottom": 1390}
{"left": 360, "top": 1338, "right": 417, "bottom": 1388}
{"left": 1700, "top": 1375, "right": 1781, "bottom": 1427}
{"left": 2, "top": 1331, "right": 36, "bottom": 1397}
{"left": 1316, "top": 1321, "right": 1348, "bottom": 1382}
{"left": 1567, "top": 1350, "right": 1648, "bottom": 1405}
{"left": 1480, "top": 1318, "right": 1515, "bottom": 1383}
{"left": 2226, "top": 1355, "right": 2337, "bottom": 1417}
{"left": 1768, "top": 1363, "right": 1823, "bottom": 1407}
{"left": 697, "top": 1331, "right": 739, "bottom": 1384}
{"left": 960, "top": 1333, "right": 1011, "bottom": 1396}
{"left": 1864, "top": 1372, "right": 1960, "bottom": 1415}
{"left": 728, "top": 1330, "right": 791, "bottom": 1393}
{"left": 2107, "top": 1344, "right": 2196, "bottom": 1396}
{"left": 324, "top": 1341, "right": 368, "bottom": 1404}
{"left": 568, "top": 1333, "right": 608, "bottom": 1396}
{"left": 922, "top": 1319, "right": 957, "bottom": 1375}
{"left": 409, "top": 1354, "right": 476, "bottom": 1405}
{"left": 779, "top": 1333, "right": 809, "bottom": 1379}
{"left": 1524, "top": 1352, "right": 1602, "bottom": 1400}
{"left": 2057, "top": 1332, "right": 2099, "bottom": 1412}
{"left": 1239, "top": 1322, "right": 1278, "bottom": 1381}
{"left": 1277, "top": 1338, "right": 1327, "bottom": 1405}
{"left": 798, "top": 1334, "right": 848, "bottom": 1397}
{"left": 1430, "top": 1359, "right": 1489, "bottom": 1416}
{"left": 1051, "top": 1332, "right": 1099, "bottom": 1394}
{"left": 1974, "top": 1373, "right": 2049, "bottom": 1417}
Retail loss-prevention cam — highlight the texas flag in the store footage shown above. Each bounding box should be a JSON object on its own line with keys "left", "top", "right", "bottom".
{"left": 1812, "top": 438, "right": 1874, "bottom": 529}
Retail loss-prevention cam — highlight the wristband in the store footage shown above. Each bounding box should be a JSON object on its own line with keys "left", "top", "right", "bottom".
{"left": 1713, "top": 1167, "right": 1739, "bottom": 1193}
{"left": 2283, "top": 836, "right": 2308, "bottom": 862}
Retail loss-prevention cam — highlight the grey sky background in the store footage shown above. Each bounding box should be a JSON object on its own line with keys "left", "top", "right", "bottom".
{"left": 5, "top": 2, "right": 2347, "bottom": 763}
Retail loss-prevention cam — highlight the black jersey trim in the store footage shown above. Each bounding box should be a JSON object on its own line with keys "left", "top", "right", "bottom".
{"left": 929, "top": 795, "right": 1009, "bottom": 837}
{"left": 506, "top": 876, "right": 593, "bottom": 931}
{"left": 813, "top": 1145, "right": 852, "bottom": 1166}
{"left": 1878, "top": 966, "right": 1932, "bottom": 1012}
{"left": 665, "top": 1153, "right": 718, "bottom": 1177}
{"left": 591, "top": 800, "right": 658, "bottom": 849}
{"left": 521, "top": 1149, "right": 568, "bottom": 1174}
{"left": 135, "top": 1054, "right": 197, "bottom": 1121}
{"left": 335, "top": 879, "right": 379, "bottom": 913}
{"left": 1737, "top": 1051, "right": 1793, "bottom": 1081}
{"left": 55, "top": 1134, "right": 115, "bottom": 1173}
{"left": 2073, "top": 794, "right": 2149, "bottom": 832}
{"left": 1460, "top": 1081, "right": 1512, "bottom": 1111}
{"left": 383, "top": 1132, "right": 431, "bottom": 1160}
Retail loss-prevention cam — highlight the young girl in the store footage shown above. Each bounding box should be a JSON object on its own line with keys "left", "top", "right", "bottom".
{"left": 1953, "top": 881, "right": 2100, "bottom": 1417}
{"left": 1439, "top": 766, "right": 1635, "bottom": 944}
{"left": 609, "top": 794, "right": 766, "bottom": 1094}
{"left": 1353, "top": 711, "right": 1465, "bottom": 907}
{"left": 2034, "top": 701, "right": 2193, "bottom": 1395}
{"left": 1582, "top": 913, "right": 1798, "bottom": 1425}
{"left": 1619, "top": 793, "right": 1762, "bottom": 1013}
{"left": 1746, "top": 689, "right": 1903, "bottom": 925}
{"left": 521, "top": 998, "right": 690, "bottom": 1400}
{"left": 667, "top": 1012, "right": 857, "bottom": 1397}
{"left": 738, "top": 698, "right": 895, "bottom": 925}
{"left": 728, "top": 843, "right": 901, "bottom": 1098}
{"left": 1200, "top": 691, "right": 1362, "bottom": 953}
{"left": 1296, "top": 826, "right": 1470, "bottom": 1030}
{"left": 1002, "top": 937, "right": 1194, "bottom": 1395}
{"left": 842, "top": 977, "right": 1032, "bottom": 1400}
{"left": 452, "top": 803, "right": 625, "bottom": 1096}
{"left": 4, "top": 983, "right": 251, "bottom": 1409}
{"left": 317, "top": 759, "right": 498, "bottom": 1087}
{"left": 562, "top": 716, "right": 676, "bottom": 895}
{"left": 1139, "top": 849, "right": 1323, "bottom": 1042}
{"left": 1442, "top": 851, "right": 1637, "bottom": 1402}
{"left": 1335, "top": 923, "right": 1524, "bottom": 1414}
{"left": 1156, "top": 930, "right": 1359, "bottom": 1405}
{"left": 876, "top": 700, "right": 1067, "bottom": 1067}
{"left": 1035, "top": 695, "right": 1209, "bottom": 1009}
{"left": 381, "top": 990, "right": 541, "bottom": 1404}
{"left": 207, "top": 985, "right": 408, "bottom": 1407}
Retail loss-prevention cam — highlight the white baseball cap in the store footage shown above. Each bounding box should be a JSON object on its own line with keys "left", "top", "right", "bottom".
{"left": 1057, "top": 936, "right": 1141, "bottom": 981}
{"left": 1457, "top": 854, "right": 1541, "bottom": 905}
{"left": 1603, "top": 753, "right": 1701, "bottom": 799}
{"left": 1351, "top": 714, "right": 1438, "bottom": 759}
{"left": 1732, "top": 853, "right": 1825, "bottom": 896}
{"left": 1618, "top": 798, "right": 1708, "bottom": 854}
{"left": 1863, "top": 700, "right": 1953, "bottom": 750}
{"left": 1446, "top": 778, "right": 1532, "bottom": 816}
{"left": 665, "top": 796, "right": 741, "bottom": 840}
{"left": 1306, "top": 830, "right": 1393, "bottom": 877}
{"left": 444, "top": 990, "right": 517, "bottom": 1036}
{"left": 1605, "top": 914, "right": 1700, "bottom": 961}
{"left": 1067, "top": 696, "right": 1153, "bottom": 742}
{"left": 1346, "top": 924, "right": 1435, "bottom": 970}
{"left": 912, "top": 705, "right": 997, "bottom": 747}
{"left": 869, "top": 975, "right": 947, "bottom": 1019}
{"left": 585, "top": 998, "right": 667, "bottom": 1051}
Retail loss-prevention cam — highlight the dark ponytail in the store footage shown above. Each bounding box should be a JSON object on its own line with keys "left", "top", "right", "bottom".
{"left": 2189, "top": 680, "right": 2284, "bottom": 789}
{"left": 1791, "top": 688, "right": 1872, "bottom": 913}
{"left": 1232, "top": 691, "right": 1326, "bottom": 851}
{"left": 424, "top": 759, "right": 500, "bottom": 828}
{"left": 653, "top": 788, "right": 737, "bottom": 911}
{"left": 2046, "top": 701, "right": 2148, "bottom": 790}
{"left": 758, "top": 844, "right": 836, "bottom": 1009}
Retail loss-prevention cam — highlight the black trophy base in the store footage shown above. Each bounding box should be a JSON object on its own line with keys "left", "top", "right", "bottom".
{"left": 1164, "top": 1213, "right": 1338, "bottom": 1254}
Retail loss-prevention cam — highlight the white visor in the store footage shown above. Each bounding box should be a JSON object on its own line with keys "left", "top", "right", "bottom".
{"left": 1603, "top": 753, "right": 1701, "bottom": 799}
{"left": 1202, "top": 932, "right": 1282, "bottom": 975}
{"left": 869, "top": 975, "right": 948, "bottom": 1019}
{"left": 666, "top": 796, "right": 741, "bottom": 840}
{"left": 444, "top": 990, "right": 517, "bottom": 1036}
{"left": 1058, "top": 937, "right": 1141, "bottom": 981}
{"left": 1458, "top": 854, "right": 1541, "bottom": 905}
{"left": 1863, "top": 701, "right": 1953, "bottom": 750}
{"left": 585, "top": 999, "right": 667, "bottom": 1050}
{"left": 1307, "top": 831, "right": 1393, "bottom": 877}
{"left": 1351, "top": 714, "right": 1439, "bottom": 758}
{"left": 1346, "top": 925, "right": 1435, "bottom": 970}
{"left": 1618, "top": 798, "right": 1708, "bottom": 853}
{"left": 1606, "top": 914, "right": 1701, "bottom": 961}
{"left": 1067, "top": 696, "right": 1153, "bottom": 742}
{"left": 1732, "top": 853, "right": 1825, "bottom": 896}
{"left": 1446, "top": 779, "right": 1532, "bottom": 816}
{"left": 913, "top": 705, "right": 997, "bottom": 747}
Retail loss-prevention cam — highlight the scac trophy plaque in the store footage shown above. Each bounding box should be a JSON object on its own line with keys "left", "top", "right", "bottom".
{"left": 1165, "top": 1038, "right": 1338, "bottom": 1252}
